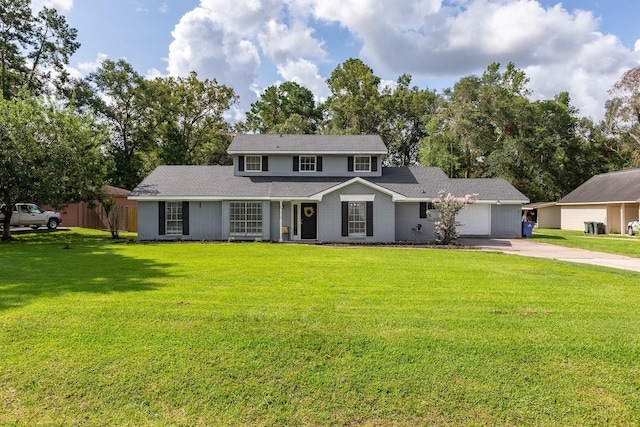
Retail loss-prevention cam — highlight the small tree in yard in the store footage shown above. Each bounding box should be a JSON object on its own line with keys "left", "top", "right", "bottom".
{"left": 101, "top": 197, "right": 121, "bottom": 239}
{"left": 432, "top": 190, "right": 477, "bottom": 245}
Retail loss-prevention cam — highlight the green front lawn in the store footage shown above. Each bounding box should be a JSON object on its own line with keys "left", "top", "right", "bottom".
{"left": 1, "top": 229, "right": 639, "bottom": 425}
{"left": 533, "top": 228, "right": 640, "bottom": 258}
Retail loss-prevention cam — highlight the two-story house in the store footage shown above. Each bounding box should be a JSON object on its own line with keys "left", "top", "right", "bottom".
{"left": 129, "top": 134, "right": 529, "bottom": 242}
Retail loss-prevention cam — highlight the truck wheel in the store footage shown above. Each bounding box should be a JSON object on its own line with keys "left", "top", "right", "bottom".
{"left": 629, "top": 226, "right": 635, "bottom": 236}
{"left": 47, "top": 218, "right": 59, "bottom": 230}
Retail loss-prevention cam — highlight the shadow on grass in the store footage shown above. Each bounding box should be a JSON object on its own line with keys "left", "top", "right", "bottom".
{"left": 0, "top": 230, "right": 175, "bottom": 311}
{"left": 532, "top": 234, "right": 567, "bottom": 241}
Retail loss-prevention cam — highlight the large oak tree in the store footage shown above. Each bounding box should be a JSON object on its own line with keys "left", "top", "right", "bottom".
{"left": 0, "top": 97, "right": 106, "bottom": 240}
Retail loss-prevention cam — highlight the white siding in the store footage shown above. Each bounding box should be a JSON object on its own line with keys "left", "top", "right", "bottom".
{"left": 560, "top": 206, "right": 607, "bottom": 231}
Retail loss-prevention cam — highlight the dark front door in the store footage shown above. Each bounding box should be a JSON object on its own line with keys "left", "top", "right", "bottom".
{"left": 301, "top": 203, "right": 317, "bottom": 239}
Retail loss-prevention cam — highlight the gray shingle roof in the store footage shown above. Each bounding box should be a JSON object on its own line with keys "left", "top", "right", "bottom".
{"left": 130, "top": 165, "right": 529, "bottom": 203}
{"left": 227, "top": 134, "right": 388, "bottom": 154}
{"left": 558, "top": 169, "right": 640, "bottom": 204}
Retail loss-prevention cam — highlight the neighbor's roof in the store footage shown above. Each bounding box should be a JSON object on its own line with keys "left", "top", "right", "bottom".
{"left": 558, "top": 168, "right": 640, "bottom": 204}
{"left": 522, "top": 201, "right": 558, "bottom": 210}
{"left": 227, "top": 134, "right": 388, "bottom": 155}
{"left": 104, "top": 185, "right": 131, "bottom": 197}
{"left": 130, "top": 165, "right": 529, "bottom": 203}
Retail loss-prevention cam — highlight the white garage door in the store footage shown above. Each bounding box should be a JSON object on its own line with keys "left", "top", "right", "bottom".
{"left": 456, "top": 204, "right": 490, "bottom": 236}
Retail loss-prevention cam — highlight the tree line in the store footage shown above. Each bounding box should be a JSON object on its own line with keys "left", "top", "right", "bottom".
{"left": 2, "top": 0, "right": 640, "bottom": 239}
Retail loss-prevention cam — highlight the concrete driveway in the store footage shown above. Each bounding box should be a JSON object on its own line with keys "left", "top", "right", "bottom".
{"left": 457, "top": 237, "right": 640, "bottom": 273}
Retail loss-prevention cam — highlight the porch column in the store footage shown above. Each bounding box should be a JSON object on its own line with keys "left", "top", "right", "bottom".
{"left": 279, "top": 200, "right": 283, "bottom": 242}
{"left": 620, "top": 203, "right": 625, "bottom": 235}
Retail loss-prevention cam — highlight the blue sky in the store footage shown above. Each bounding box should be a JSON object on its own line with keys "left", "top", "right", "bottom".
{"left": 40, "top": 0, "right": 640, "bottom": 121}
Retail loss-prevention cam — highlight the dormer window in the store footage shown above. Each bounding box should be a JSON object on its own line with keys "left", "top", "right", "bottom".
{"left": 293, "top": 156, "right": 322, "bottom": 172}
{"left": 354, "top": 156, "right": 371, "bottom": 172}
{"left": 299, "top": 156, "right": 316, "bottom": 172}
{"left": 245, "top": 155, "right": 262, "bottom": 172}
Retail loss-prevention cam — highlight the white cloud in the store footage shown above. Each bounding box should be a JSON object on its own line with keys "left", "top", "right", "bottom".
{"left": 31, "top": 0, "right": 73, "bottom": 12}
{"left": 76, "top": 53, "right": 109, "bottom": 74}
{"left": 146, "top": 68, "right": 166, "bottom": 79}
{"left": 276, "top": 59, "right": 329, "bottom": 103}
{"left": 258, "top": 19, "right": 326, "bottom": 64}
{"left": 166, "top": 0, "right": 640, "bottom": 120}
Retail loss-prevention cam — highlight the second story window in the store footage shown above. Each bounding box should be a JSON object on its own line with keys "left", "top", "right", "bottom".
{"left": 245, "top": 155, "right": 262, "bottom": 172}
{"left": 354, "top": 156, "right": 371, "bottom": 172}
{"left": 299, "top": 156, "right": 316, "bottom": 172}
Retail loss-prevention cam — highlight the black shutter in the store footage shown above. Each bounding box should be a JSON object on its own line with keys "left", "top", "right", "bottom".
{"left": 238, "top": 156, "right": 244, "bottom": 172}
{"left": 366, "top": 201, "right": 373, "bottom": 236}
{"left": 158, "top": 201, "right": 166, "bottom": 235}
{"left": 262, "top": 156, "right": 268, "bottom": 171}
{"left": 420, "top": 202, "right": 427, "bottom": 219}
{"left": 347, "top": 156, "right": 354, "bottom": 172}
{"left": 317, "top": 156, "right": 323, "bottom": 172}
{"left": 371, "top": 156, "right": 378, "bottom": 172}
{"left": 293, "top": 156, "right": 299, "bottom": 171}
{"left": 182, "top": 202, "right": 189, "bottom": 235}
{"left": 341, "top": 202, "right": 348, "bottom": 236}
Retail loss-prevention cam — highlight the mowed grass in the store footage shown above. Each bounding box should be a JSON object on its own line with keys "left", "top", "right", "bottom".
{"left": 533, "top": 228, "right": 640, "bottom": 258}
{"left": 1, "top": 230, "right": 640, "bottom": 426}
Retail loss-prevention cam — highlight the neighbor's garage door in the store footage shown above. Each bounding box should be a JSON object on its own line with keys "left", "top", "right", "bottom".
{"left": 456, "top": 204, "right": 490, "bottom": 236}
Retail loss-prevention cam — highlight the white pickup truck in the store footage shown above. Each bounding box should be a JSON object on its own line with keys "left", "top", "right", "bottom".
{"left": 0, "top": 203, "right": 62, "bottom": 230}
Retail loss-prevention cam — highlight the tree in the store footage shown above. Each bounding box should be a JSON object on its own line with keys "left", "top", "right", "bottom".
{"left": 85, "top": 59, "right": 156, "bottom": 189}
{"left": 101, "top": 196, "right": 121, "bottom": 239}
{"left": 0, "top": 96, "right": 106, "bottom": 240}
{"left": 421, "top": 62, "right": 531, "bottom": 178}
{"left": 246, "top": 81, "right": 321, "bottom": 134}
{"left": 322, "top": 58, "right": 383, "bottom": 135}
{"left": 431, "top": 190, "right": 477, "bottom": 245}
{"left": 380, "top": 74, "right": 440, "bottom": 166}
{"left": 0, "top": 0, "right": 79, "bottom": 99}
{"left": 605, "top": 66, "right": 640, "bottom": 166}
{"left": 150, "top": 71, "right": 237, "bottom": 165}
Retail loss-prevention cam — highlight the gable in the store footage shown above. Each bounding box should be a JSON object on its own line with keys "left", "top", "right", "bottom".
{"left": 310, "top": 177, "right": 406, "bottom": 201}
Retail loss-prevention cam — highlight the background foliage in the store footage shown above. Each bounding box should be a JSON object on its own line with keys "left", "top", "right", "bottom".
{"left": 2, "top": 0, "right": 640, "bottom": 206}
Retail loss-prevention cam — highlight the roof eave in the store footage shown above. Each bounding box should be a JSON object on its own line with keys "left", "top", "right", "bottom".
{"left": 227, "top": 150, "right": 388, "bottom": 155}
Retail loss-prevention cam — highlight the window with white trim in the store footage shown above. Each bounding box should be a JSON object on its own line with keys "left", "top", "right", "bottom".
{"left": 299, "top": 156, "right": 316, "bottom": 172}
{"left": 230, "top": 202, "right": 263, "bottom": 236}
{"left": 166, "top": 202, "right": 183, "bottom": 235}
{"left": 244, "top": 155, "right": 262, "bottom": 172}
{"left": 354, "top": 156, "right": 371, "bottom": 172}
{"left": 348, "top": 202, "right": 366, "bottom": 236}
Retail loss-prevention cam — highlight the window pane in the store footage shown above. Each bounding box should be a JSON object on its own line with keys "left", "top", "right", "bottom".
{"left": 230, "top": 202, "right": 263, "bottom": 236}
{"left": 166, "top": 202, "right": 183, "bottom": 235}
{"left": 354, "top": 156, "right": 370, "bottom": 172}
{"left": 245, "top": 155, "right": 262, "bottom": 171}
{"left": 348, "top": 202, "right": 366, "bottom": 236}
{"left": 299, "top": 156, "right": 316, "bottom": 172}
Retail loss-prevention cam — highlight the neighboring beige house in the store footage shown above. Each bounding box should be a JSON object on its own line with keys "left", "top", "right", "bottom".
{"left": 522, "top": 201, "right": 561, "bottom": 229}
{"left": 556, "top": 169, "right": 640, "bottom": 234}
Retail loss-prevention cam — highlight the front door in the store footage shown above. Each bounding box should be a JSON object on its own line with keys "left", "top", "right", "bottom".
{"left": 301, "top": 203, "right": 317, "bottom": 239}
